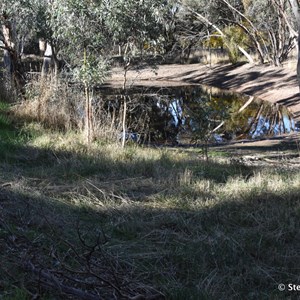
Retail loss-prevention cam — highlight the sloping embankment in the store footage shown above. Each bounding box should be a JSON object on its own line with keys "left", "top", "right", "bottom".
{"left": 109, "top": 62, "right": 300, "bottom": 122}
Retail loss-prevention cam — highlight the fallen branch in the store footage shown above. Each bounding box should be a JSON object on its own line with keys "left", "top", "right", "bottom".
{"left": 86, "top": 180, "right": 132, "bottom": 204}
{"left": 25, "top": 262, "right": 101, "bottom": 300}
{"left": 238, "top": 96, "right": 255, "bottom": 113}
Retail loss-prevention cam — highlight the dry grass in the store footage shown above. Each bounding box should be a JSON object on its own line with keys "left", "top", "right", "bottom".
{"left": 188, "top": 49, "right": 261, "bottom": 65}
{"left": 14, "top": 79, "right": 83, "bottom": 131}
{"left": 13, "top": 78, "right": 121, "bottom": 143}
{"left": 0, "top": 124, "right": 299, "bottom": 299}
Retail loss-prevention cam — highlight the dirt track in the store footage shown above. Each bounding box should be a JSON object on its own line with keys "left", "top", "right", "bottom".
{"left": 109, "top": 61, "right": 300, "bottom": 122}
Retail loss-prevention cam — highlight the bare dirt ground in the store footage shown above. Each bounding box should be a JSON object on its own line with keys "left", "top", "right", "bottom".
{"left": 108, "top": 61, "right": 300, "bottom": 154}
{"left": 109, "top": 61, "right": 300, "bottom": 119}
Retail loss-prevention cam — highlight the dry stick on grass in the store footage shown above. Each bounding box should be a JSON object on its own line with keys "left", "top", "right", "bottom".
{"left": 36, "top": 198, "right": 127, "bottom": 298}
{"left": 1, "top": 207, "right": 99, "bottom": 300}
{"left": 76, "top": 219, "right": 108, "bottom": 248}
{"left": 25, "top": 261, "right": 101, "bottom": 300}
{"left": 27, "top": 213, "right": 128, "bottom": 298}
{"left": 57, "top": 231, "right": 128, "bottom": 299}
{"left": 35, "top": 202, "right": 129, "bottom": 298}
{"left": 72, "top": 221, "right": 164, "bottom": 300}
{"left": 5, "top": 188, "right": 161, "bottom": 299}
{"left": 86, "top": 180, "right": 131, "bottom": 204}
{"left": 1, "top": 182, "right": 13, "bottom": 188}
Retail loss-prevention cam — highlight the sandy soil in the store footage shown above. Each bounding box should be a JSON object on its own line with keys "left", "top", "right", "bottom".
{"left": 108, "top": 61, "right": 300, "bottom": 121}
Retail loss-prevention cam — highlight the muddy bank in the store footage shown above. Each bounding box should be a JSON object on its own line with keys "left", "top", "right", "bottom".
{"left": 108, "top": 61, "right": 300, "bottom": 122}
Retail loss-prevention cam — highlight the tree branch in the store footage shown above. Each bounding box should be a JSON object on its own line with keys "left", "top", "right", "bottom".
{"left": 288, "top": 0, "right": 300, "bottom": 26}
{"left": 179, "top": 1, "right": 254, "bottom": 63}
{"left": 272, "top": 0, "right": 298, "bottom": 37}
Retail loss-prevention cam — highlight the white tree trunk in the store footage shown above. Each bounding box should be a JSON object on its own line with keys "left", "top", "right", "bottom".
{"left": 42, "top": 42, "right": 53, "bottom": 77}
{"left": 288, "top": 0, "right": 300, "bottom": 90}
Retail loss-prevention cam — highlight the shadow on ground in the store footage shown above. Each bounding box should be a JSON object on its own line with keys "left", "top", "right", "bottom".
{"left": 152, "top": 63, "right": 300, "bottom": 124}
{"left": 0, "top": 172, "right": 299, "bottom": 299}
{"left": 0, "top": 111, "right": 299, "bottom": 299}
{"left": 212, "top": 133, "right": 300, "bottom": 153}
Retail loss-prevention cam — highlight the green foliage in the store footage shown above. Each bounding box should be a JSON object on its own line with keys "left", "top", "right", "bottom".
{"left": 48, "top": 0, "right": 169, "bottom": 66}
{"left": 73, "top": 54, "right": 109, "bottom": 86}
{"left": 223, "top": 25, "right": 250, "bottom": 64}
{"left": 49, "top": 0, "right": 106, "bottom": 63}
{"left": 204, "top": 31, "right": 224, "bottom": 49}
{"left": 0, "top": 0, "right": 48, "bottom": 45}
{"left": 105, "top": 0, "right": 165, "bottom": 47}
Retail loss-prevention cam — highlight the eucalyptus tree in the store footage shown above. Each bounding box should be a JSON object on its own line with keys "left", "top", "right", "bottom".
{"left": 101, "top": 0, "right": 172, "bottom": 146}
{"left": 48, "top": 0, "right": 109, "bottom": 144}
{"left": 0, "top": 0, "right": 47, "bottom": 93}
{"left": 49, "top": 0, "right": 169, "bottom": 145}
{"left": 103, "top": 0, "right": 167, "bottom": 57}
{"left": 178, "top": 0, "right": 297, "bottom": 65}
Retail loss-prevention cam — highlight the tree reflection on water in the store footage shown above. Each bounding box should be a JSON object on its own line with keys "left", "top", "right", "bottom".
{"left": 99, "top": 84, "right": 296, "bottom": 145}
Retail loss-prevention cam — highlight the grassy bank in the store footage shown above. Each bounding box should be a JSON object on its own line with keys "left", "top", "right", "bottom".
{"left": 0, "top": 119, "right": 299, "bottom": 299}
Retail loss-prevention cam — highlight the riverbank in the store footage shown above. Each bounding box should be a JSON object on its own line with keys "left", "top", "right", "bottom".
{"left": 109, "top": 61, "right": 300, "bottom": 122}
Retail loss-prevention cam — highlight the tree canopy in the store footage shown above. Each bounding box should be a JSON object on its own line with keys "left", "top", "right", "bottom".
{"left": 1, "top": 0, "right": 299, "bottom": 71}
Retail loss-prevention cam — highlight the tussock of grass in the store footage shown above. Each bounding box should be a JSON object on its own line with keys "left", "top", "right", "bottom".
{"left": 0, "top": 127, "right": 299, "bottom": 299}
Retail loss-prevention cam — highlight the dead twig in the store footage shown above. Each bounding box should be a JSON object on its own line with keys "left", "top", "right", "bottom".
{"left": 86, "top": 180, "right": 132, "bottom": 204}
{"left": 25, "top": 261, "right": 101, "bottom": 300}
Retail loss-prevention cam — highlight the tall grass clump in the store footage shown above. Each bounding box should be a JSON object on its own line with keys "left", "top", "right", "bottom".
{"left": 13, "top": 78, "right": 119, "bottom": 142}
{"left": 14, "top": 78, "right": 82, "bottom": 131}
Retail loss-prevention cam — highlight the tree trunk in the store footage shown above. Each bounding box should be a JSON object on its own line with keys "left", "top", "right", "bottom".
{"left": 41, "top": 42, "right": 60, "bottom": 80}
{"left": 1, "top": 14, "right": 25, "bottom": 94}
{"left": 297, "top": 21, "right": 300, "bottom": 91}
{"left": 83, "top": 47, "right": 94, "bottom": 145}
{"left": 121, "top": 97, "right": 127, "bottom": 148}
{"left": 3, "top": 49, "right": 12, "bottom": 82}
{"left": 237, "top": 46, "right": 254, "bottom": 64}
{"left": 289, "top": 0, "right": 300, "bottom": 90}
{"left": 1, "top": 19, "right": 25, "bottom": 94}
{"left": 84, "top": 82, "right": 93, "bottom": 145}
{"left": 121, "top": 67, "right": 129, "bottom": 148}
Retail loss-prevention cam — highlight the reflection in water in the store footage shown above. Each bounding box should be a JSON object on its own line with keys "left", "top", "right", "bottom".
{"left": 99, "top": 85, "right": 296, "bottom": 144}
